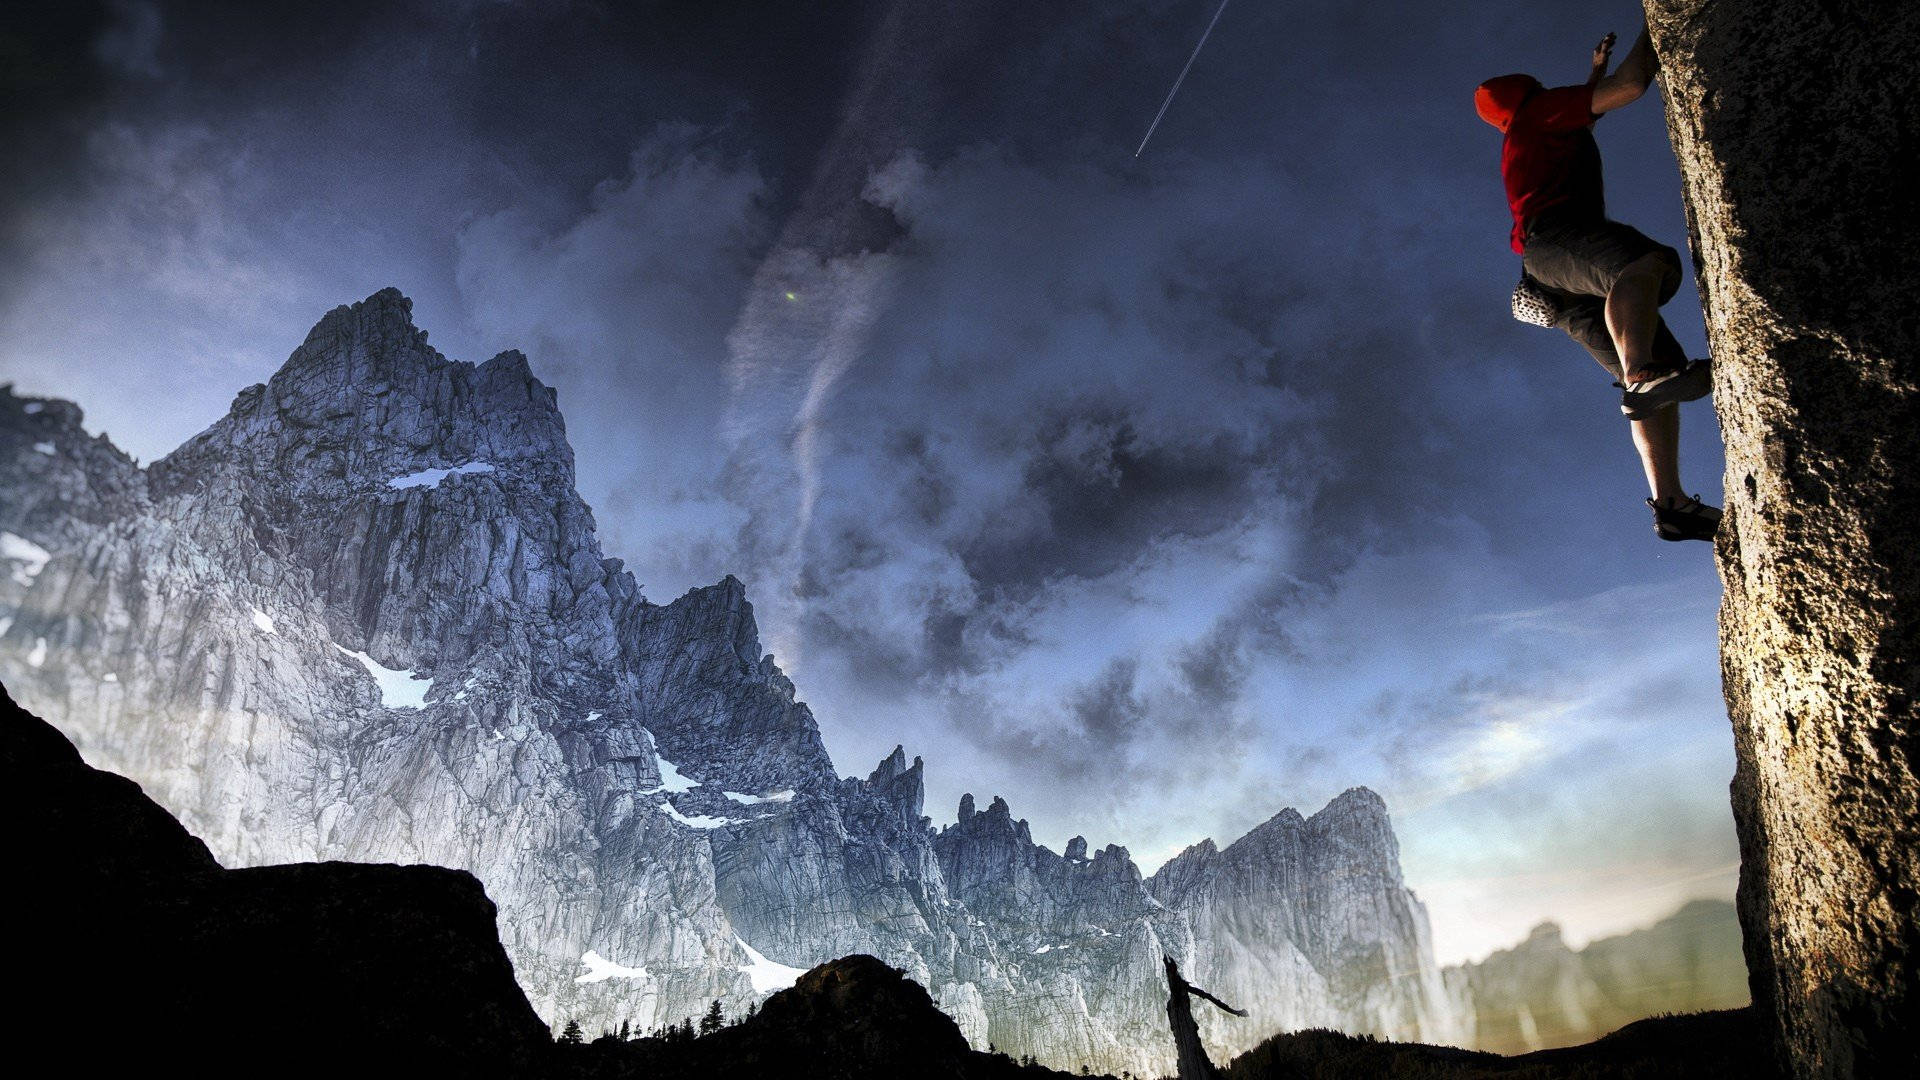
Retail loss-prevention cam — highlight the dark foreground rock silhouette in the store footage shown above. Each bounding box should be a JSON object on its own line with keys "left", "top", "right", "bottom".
{"left": 1648, "top": 3, "right": 1920, "bottom": 1076}
{"left": 1221, "top": 1007, "right": 1774, "bottom": 1080}
{"left": 561, "top": 953, "right": 1090, "bottom": 1079}
{"left": 1, "top": 680, "right": 554, "bottom": 1078}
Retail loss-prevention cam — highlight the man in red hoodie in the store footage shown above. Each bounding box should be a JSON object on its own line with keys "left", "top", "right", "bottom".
{"left": 1477, "top": 27, "right": 1720, "bottom": 542}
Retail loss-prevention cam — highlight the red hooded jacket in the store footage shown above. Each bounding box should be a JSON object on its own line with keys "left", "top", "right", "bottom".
{"left": 1477, "top": 74, "right": 1605, "bottom": 253}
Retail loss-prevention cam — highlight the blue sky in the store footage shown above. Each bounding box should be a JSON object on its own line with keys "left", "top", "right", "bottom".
{"left": 0, "top": 0, "right": 1736, "bottom": 964}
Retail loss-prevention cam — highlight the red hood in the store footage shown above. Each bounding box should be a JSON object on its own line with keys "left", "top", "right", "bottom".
{"left": 1475, "top": 74, "right": 1540, "bottom": 132}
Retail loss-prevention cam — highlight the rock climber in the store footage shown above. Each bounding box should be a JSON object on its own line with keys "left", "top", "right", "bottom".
{"left": 1477, "top": 26, "right": 1721, "bottom": 542}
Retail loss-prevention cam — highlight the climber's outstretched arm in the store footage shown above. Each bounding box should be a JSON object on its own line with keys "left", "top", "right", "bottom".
{"left": 1592, "top": 27, "right": 1659, "bottom": 113}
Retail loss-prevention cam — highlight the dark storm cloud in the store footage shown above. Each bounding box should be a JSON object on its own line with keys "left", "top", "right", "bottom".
{"left": 1, "top": 1, "right": 115, "bottom": 264}
{"left": 962, "top": 653, "right": 1258, "bottom": 792}
{"left": 959, "top": 408, "right": 1266, "bottom": 599}
{"left": 1071, "top": 658, "right": 1149, "bottom": 747}
{"left": 0, "top": 0, "right": 889, "bottom": 310}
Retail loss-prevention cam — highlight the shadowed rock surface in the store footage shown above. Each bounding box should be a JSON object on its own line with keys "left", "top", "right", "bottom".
{"left": 1, "top": 680, "right": 553, "bottom": 1077}
{"left": 1647, "top": 2, "right": 1920, "bottom": 1076}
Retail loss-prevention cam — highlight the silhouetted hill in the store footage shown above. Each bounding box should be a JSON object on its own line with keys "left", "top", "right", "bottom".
{"left": 561, "top": 954, "right": 1098, "bottom": 1079}
{"left": 1, "top": 680, "right": 554, "bottom": 1078}
{"left": 1222, "top": 1007, "right": 1776, "bottom": 1079}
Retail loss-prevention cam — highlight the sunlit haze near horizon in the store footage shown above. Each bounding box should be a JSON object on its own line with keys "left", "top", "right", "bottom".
{"left": 0, "top": 0, "right": 1737, "bottom": 966}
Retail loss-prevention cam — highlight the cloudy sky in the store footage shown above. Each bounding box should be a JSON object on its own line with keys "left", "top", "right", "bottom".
{"left": 0, "top": 0, "right": 1736, "bottom": 965}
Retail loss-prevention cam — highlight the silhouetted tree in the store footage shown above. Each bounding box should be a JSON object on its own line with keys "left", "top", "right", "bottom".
{"left": 1162, "top": 956, "right": 1245, "bottom": 1080}
{"left": 559, "top": 1020, "right": 584, "bottom": 1045}
{"left": 619, "top": 1019, "right": 631, "bottom": 1041}
{"left": 701, "top": 999, "right": 725, "bottom": 1035}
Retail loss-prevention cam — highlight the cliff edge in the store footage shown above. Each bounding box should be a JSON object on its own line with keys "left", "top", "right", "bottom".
{"left": 1646, "top": 3, "right": 1920, "bottom": 1077}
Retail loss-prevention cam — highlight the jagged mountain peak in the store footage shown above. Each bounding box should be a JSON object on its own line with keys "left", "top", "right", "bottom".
{"left": 295, "top": 286, "right": 426, "bottom": 355}
{"left": 155, "top": 288, "right": 574, "bottom": 499}
{"left": 1177, "top": 837, "right": 1220, "bottom": 860}
{"left": 646, "top": 574, "right": 792, "bottom": 688}
{"left": 1, "top": 385, "right": 138, "bottom": 470}
{"left": 862, "top": 744, "right": 926, "bottom": 825}
{"left": 272, "top": 287, "right": 443, "bottom": 400}
{"left": 3, "top": 385, "right": 84, "bottom": 432}
{"left": 1, "top": 386, "right": 148, "bottom": 540}
{"left": 869, "top": 744, "right": 912, "bottom": 782}
{"left": 1319, "top": 785, "right": 1388, "bottom": 816}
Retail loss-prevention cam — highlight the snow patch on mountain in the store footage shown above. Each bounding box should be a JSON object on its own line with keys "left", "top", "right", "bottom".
{"left": 660, "top": 801, "right": 730, "bottom": 829}
{"left": 2, "top": 531, "right": 51, "bottom": 587}
{"left": 387, "top": 461, "right": 496, "bottom": 490}
{"left": 724, "top": 789, "right": 795, "bottom": 805}
{"left": 736, "top": 937, "right": 807, "bottom": 993}
{"left": 646, "top": 754, "right": 699, "bottom": 794}
{"left": 576, "top": 951, "right": 650, "bottom": 984}
{"left": 333, "top": 645, "right": 432, "bottom": 709}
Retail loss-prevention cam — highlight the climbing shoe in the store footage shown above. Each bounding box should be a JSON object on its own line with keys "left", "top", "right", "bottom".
{"left": 1648, "top": 494, "right": 1722, "bottom": 542}
{"left": 1618, "top": 358, "right": 1712, "bottom": 420}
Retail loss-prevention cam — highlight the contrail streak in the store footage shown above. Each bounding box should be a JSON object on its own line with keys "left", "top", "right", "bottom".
{"left": 1135, "top": 0, "right": 1233, "bottom": 157}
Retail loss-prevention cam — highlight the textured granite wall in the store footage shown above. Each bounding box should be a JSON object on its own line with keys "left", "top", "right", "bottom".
{"left": 1646, "top": 2, "right": 1920, "bottom": 1075}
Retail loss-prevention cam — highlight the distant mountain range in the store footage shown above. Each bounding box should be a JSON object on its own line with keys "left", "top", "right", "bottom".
{"left": 0, "top": 289, "right": 1741, "bottom": 1073}
{"left": 1447, "top": 899, "right": 1748, "bottom": 1054}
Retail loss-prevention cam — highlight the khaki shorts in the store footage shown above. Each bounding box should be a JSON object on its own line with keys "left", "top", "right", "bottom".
{"left": 1523, "top": 215, "right": 1682, "bottom": 302}
{"left": 1522, "top": 215, "right": 1686, "bottom": 382}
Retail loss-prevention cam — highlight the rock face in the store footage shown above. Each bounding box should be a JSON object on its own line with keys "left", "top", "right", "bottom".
{"left": 1445, "top": 900, "right": 1749, "bottom": 1055}
{"left": 0, "top": 681, "right": 554, "bottom": 1076}
{"left": 0, "top": 289, "right": 1461, "bottom": 1074}
{"left": 1646, "top": 3, "right": 1920, "bottom": 1076}
{"left": 1150, "top": 788, "right": 1463, "bottom": 1055}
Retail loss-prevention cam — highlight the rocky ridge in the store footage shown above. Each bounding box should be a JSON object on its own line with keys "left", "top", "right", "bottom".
{"left": 3, "top": 289, "right": 1456, "bottom": 1073}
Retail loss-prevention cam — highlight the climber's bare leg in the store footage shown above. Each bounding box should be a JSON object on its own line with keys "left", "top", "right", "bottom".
{"left": 1605, "top": 253, "right": 1671, "bottom": 380}
{"left": 1630, "top": 405, "right": 1686, "bottom": 503}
